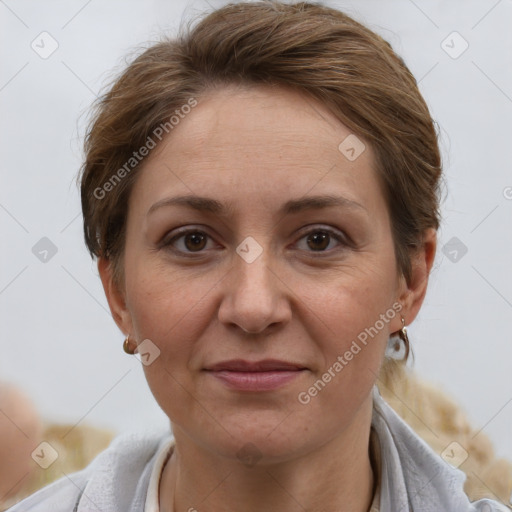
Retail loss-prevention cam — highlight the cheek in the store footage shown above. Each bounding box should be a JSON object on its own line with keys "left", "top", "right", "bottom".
{"left": 296, "top": 280, "right": 392, "bottom": 426}
{"left": 126, "top": 253, "right": 209, "bottom": 332}
{"left": 298, "top": 255, "right": 397, "bottom": 397}
{"left": 124, "top": 261, "right": 221, "bottom": 385}
{"left": 125, "top": 267, "right": 211, "bottom": 419}
{"left": 308, "top": 260, "right": 397, "bottom": 346}
{"left": 306, "top": 286, "right": 390, "bottom": 394}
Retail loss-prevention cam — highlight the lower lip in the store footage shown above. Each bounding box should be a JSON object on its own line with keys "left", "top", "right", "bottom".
{"left": 207, "top": 370, "right": 305, "bottom": 391}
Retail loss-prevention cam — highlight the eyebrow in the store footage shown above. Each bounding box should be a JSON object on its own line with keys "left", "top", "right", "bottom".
{"left": 147, "top": 194, "right": 367, "bottom": 217}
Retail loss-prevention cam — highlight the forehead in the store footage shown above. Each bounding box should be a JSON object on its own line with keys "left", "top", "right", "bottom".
{"left": 130, "top": 84, "right": 383, "bottom": 216}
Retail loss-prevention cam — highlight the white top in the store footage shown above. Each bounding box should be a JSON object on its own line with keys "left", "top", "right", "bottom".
{"left": 7, "top": 385, "right": 509, "bottom": 511}
{"left": 144, "top": 437, "right": 174, "bottom": 512}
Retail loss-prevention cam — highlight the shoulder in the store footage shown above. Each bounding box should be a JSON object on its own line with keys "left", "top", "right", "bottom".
{"left": 5, "top": 470, "right": 88, "bottom": 512}
{"left": 371, "top": 386, "right": 510, "bottom": 511}
{"left": 6, "top": 428, "right": 172, "bottom": 512}
{"left": 471, "top": 498, "right": 511, "bottom": 511}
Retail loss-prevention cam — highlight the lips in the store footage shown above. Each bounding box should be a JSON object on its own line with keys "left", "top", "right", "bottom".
{"left": 204, "top": 359, "right": 307, "bottom": 391}
{"left": 205, "top": 359, "right": 307, "bottom": 372}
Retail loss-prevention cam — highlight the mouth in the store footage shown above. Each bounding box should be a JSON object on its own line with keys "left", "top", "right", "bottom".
{"left": 204, "top": 359, "right": 308, "bottom": 391}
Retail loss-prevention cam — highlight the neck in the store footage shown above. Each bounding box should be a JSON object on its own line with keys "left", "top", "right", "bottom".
{"left": 160, "top": 395, "right": 375, "bottom": 512}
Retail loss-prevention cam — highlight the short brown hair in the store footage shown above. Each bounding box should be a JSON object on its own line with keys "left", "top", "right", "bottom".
{"left": 79, "top": 0, "right": 442, "bottom": 296}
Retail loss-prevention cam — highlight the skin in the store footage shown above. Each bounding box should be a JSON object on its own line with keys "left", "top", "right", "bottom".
{"left": 99, "top": 84, "right": 436, "bottom": 512}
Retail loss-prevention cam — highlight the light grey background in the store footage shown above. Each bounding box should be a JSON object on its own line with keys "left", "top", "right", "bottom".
{"left": 1, "top": 0, "right": 511, "bottom": 467}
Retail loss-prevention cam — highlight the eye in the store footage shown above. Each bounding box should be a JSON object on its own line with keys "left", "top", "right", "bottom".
{"left": 162, "top": 228, "right": 217, "bottom": 255}
{"left": 161, "top": 225, "right": 350, "bottom": 257}
{"left": 295, "top": 227, "right": 348, "bottom": 253}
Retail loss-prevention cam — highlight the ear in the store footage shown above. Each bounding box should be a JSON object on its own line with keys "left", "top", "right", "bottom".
{"left": 98, "top": 257, "right": 133, "bottom": 336}
{"left": 396, "top": 228, "right": 437, "bottom": 326}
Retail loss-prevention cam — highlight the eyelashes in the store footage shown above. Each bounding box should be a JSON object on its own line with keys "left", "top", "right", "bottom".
{"left": 160, "top": 225, "right": 352, "bottom": 257}
{"left": 293, "top": 227, "right": 349, "bottom": 252}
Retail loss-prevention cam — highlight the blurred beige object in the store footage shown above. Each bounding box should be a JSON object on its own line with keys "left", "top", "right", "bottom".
{"left": 0, "top": 415, "right": 115, "bottom": 511}
{"left": 379, "top": 361, "right": 512, "bottom": 507}
{"left": 0, "top": 382, "right": 43, "bottom": 504}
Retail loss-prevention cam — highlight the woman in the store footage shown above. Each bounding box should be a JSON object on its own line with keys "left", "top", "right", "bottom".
{"left": 8, "top": 1, "right": 509, "bottom": 511}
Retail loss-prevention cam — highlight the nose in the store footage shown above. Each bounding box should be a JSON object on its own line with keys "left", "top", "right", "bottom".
{"left": 217, "top": 248, "right": 292, "bottom": 336}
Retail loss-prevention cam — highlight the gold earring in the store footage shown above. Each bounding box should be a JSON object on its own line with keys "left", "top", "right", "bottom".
{"left": 386, "top": 316, "right": 410, "bottom": 361}
{"left": 123, "top": 336, "right": 136, "bottom": 355}
{"left": 398, "top": 316, "right": 410, "bottom": 360}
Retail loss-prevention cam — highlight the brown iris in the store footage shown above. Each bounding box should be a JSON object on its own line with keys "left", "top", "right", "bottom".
{"left": 307, "top": 231, "right": 330, "bottom": 251}
{"left": 184, "top": 232, "right": 207, "bottom": 251}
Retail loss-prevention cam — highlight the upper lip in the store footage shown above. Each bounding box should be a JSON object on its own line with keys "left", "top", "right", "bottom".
{"left": 205, "top": 359, "right": 307, "bottom": 372}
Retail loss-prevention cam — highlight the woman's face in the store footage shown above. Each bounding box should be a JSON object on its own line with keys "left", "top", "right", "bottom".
{"left": 102, "top": 84, "right": 421, "bottom": 463}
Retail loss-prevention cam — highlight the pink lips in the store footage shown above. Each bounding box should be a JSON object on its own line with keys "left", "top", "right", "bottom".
{"left": 205, "top": 359, "right": 307, "bottom": 391}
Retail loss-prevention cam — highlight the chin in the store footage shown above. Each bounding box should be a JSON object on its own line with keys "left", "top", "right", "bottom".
{"left": 203, "top": 415, "right": 313, "bottom": 465}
